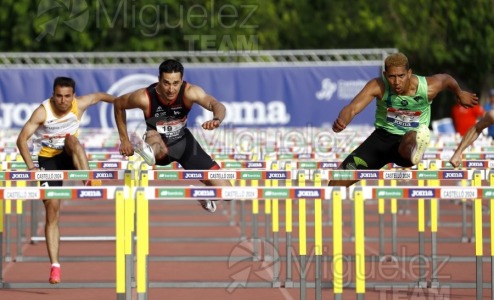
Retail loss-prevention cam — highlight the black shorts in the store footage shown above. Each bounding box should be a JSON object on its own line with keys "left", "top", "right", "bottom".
{"left": 156, "top": 128, "right": 218, "bottom": 170}
{"left": 38, "top": 150, "right": 76, "bottom": 186}
{"left": 340, "top": 128, "right": 413, "bottom": 170}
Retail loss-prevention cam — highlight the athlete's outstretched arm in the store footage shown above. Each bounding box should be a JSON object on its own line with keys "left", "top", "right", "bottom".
{"left": 77, "top": 93, "right": 115, "bottom": 114}
{"left": 427, "top": 74, "right": 478, "bottom": 107}
{"left": 185, "top": 84, "right": 226, "bottom": 130}
{"left": 114, "top": 89, "right": 148, "bottom": 155}
{"left": 333, "top": 78, "right": 382, "bottom": 132}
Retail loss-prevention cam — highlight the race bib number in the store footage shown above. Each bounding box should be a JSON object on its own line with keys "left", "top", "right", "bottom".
{"left": 41, "top": 134, "right": 68, "bottom": 149}
{"left": 156, "top": 119, "right": 186, "bottom": 137}
{"left": 386, "top": 108, "right": 421, "bottom": 128}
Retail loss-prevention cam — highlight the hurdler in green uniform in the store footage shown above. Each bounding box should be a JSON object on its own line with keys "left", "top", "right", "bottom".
{"left": 375, "top": 75, "right": 431, "bottom": 134}
{"left": 327, "top": 52, "right": 479, "bottom": 187}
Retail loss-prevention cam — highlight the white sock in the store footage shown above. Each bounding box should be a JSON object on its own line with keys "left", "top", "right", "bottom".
{"left": 51, "top": 263, "right": 60, "bottom": 268}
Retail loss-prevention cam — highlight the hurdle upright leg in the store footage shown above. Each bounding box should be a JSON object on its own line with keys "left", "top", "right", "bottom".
{"left": 474, "top": 198, "right": 483, "bottom": 299}
{"left": 354, "top": 190, "right": 365, "bottom": 300}
{"left": 15, "top": 200, "right": 24, "bottom": 261}
{"left": 4, "top": 199, "right": 12, "bottom": 263}
{"left": 313, "top": 171, "right": 323, "bottom": 300}
{"left": 332, "top": 190, "right": 343, "bottom": 300}
{"left": 490, "top": 173, "right": 494, "bottom": 300}
{"left": 490, "top": 198, "right": 494, "bottom": 300}
{"left": 416, "top": 166, "right": 427, "bottom": 288}
{"left": 251, "top": 180, "right": 259, "bottom": 261}
{"left": 417, "top": 197, "right": 427, "bottom": 288}
{"left": 461, "top": 199, "right": 468, "bottom": 242}
{"left": 283, "top": 163, "right": 293, "bottom": 287}
{"left": 430, "top": 198, "right": 439, "bottom": 288}
{"left": 297, "top": 171, "right": 307, "bottom": 300}
{"left": 377, "top": 180, "right": 385, "bottom": 257}
{"left": 284, "top": 174, "right": 294, "bottom": 288}
{"left": 115, "top": 190, "right": 126, "bottom": 300}
{"left": 124, "top": 169, "right": 136, "bottom": 300}
{"left": 271, "top": 163, "right": 281, "bottom": 287}
{"left": 30, "top": 200, "right": 39, "bottom": 243}
{"left": 0, "top": 199, "right": 4, "bottom": 287}
{"left": 390, "top": 179, "right": 398, "bottom": 257}
{"left": 264, "top": 189, "right": 272, "bottom": 261}
{"left": 298, "top": 198, "right": 307, "bottom": 300}
{"left": 239, "top": 179, "right": 247, "bottom": 240}
{"left": 136, "top": 188, "right": 149, "bottom": 300}
{"left": 136, "top": 169, "right": 150, "bottom": 300}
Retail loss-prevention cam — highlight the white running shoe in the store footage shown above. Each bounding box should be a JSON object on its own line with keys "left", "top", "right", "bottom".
{"left": 198, "top": 200, "right": 217, "bottom": 213}
{"left": 410, "top": 124, "right": 431, "bottom": 165}
{"left": 130, "top": 132, "right": 156, "bottom": 166}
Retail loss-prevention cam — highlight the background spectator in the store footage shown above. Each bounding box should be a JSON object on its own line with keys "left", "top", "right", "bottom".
{"left": 451, "top": 102, "right": 484, "bottom": 136}
{"left": 483, "top": 89, "right": 494, "bottom": 139}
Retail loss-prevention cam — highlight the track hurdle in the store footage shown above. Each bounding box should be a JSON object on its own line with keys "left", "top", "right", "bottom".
{"left": 0, "top": 167, "right": 139, "bottom": 294}
{"left": 0, "top": 185, "right": 124, "bottom": 290}
{"left": 0, "top": 169, "right": 131, "bottom": 263}
{"left": 127, "top": 183, "right": 348, "bottom": 300}
{"left": 3, "top": 166, "right": 494, "bottom": 293}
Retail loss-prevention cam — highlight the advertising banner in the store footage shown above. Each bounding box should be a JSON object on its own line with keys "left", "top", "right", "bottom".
{"left": 0, "top": 64, "right": 381, "bottom": 129}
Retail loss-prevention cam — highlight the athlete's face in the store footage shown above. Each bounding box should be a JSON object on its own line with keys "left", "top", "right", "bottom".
{"left": 51, "top": 86, "right": 74, "bottom": 114}
{"left": 384, "top": 66, "right": 412, "bottom": 95}
{"left": 157, "top": 72, "right": 183, "bottom": 101}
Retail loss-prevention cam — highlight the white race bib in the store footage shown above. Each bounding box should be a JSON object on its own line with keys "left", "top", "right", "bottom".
{"left": 386, "top": 108, "right": 421, "bottom": 128}
{"left": 156, "top": 119, "right": 186, "bottom": 137}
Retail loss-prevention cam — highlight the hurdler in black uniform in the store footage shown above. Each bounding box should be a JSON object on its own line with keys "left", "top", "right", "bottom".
{"left": 144, "top": 81, "right": 219, "bottom": 170}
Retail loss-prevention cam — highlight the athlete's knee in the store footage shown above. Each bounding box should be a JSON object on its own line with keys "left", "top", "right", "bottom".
{"left": 339, "top": 154, "right": 369, "bottom": 170}
{"left": 64, "top": 135, "right": 83, "bottom": 152}
{"left": 144, "top": 130, "right": 160, "bottom": 140}
{"left": 43, "top": 201, "right": 60, "bottom": 223}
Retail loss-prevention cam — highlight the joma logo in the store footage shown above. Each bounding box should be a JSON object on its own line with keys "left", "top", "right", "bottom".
{"left": 444, "top": 172, "right": 463, "bottom": 179}
{"left": 410, "top": 189, "right": 434, "bottom": 197}
{"left": 192, "top": 190, "right": 216, "bottom": 197}
{"left": 184, "top": 172, "right": 203, "bottom": 179}
{"left": 79, "top": 190, "right": 103, "bottom": 197}
{"left": 12, "top": 173, "right": 30, "bottom": 179}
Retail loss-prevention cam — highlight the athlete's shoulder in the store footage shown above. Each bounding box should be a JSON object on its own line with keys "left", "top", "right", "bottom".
{"left": 365, "top": 77, "right": 385, "bottom": 97}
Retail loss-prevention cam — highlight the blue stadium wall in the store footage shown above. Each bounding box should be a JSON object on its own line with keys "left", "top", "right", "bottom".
{"left": 0, "top": 64, "right": 381, "bottom": 129}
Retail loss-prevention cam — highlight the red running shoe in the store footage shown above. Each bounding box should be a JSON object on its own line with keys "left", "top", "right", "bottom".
{"left": 49, "top": 266, "right": 61, "bottom": 284}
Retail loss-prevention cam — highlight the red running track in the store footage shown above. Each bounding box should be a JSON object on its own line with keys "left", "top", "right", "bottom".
{"left": 1, "top": 184, "right": 491, "bottom": 300}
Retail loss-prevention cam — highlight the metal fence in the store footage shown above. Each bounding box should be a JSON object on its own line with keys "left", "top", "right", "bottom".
{"left": 0, "top": 49, "right": 398, "bottom": 68}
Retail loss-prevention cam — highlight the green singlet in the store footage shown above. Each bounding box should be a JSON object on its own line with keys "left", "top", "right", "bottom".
{"left": 374, "top": 75, "right": 431, "bottom": 135}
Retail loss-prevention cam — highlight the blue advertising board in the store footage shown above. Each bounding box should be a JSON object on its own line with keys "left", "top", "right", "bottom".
{"left": 0, "top": 64, "right": 381, "bottom": 130}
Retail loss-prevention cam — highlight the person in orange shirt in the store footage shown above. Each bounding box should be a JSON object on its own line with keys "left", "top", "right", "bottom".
{"left": 451, "top": 102, "right": 484, "bottom": 136}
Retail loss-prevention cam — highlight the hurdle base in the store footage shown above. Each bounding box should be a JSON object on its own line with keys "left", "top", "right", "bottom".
{"left": 272, "top": 280, "right": 281, "bottom": 288}
{"left": 264, "top": 255, "right": 273, "bottom": 262}
{"left": 416, "top": 281, "right": 428, "bottom": 288}
{"left": 429, "top": 279, "right": 440, "bottom": 289}
{"left": 284, "top": 281, "right": 294, "bottom": 288}
{"left": 379, "top": 255, "right": 398, "bottom": 263}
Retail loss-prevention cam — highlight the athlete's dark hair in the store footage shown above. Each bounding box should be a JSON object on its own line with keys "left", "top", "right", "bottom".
{"left": 159, "top": 59, "right": 184, "bottom": 79}
{"left": 53, "top": 76, "right": 76, "bottom": 92}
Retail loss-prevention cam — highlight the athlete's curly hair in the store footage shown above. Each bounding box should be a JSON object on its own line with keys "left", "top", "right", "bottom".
{"left": 384, "top": 53, "right": 409, "bottom": 71}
